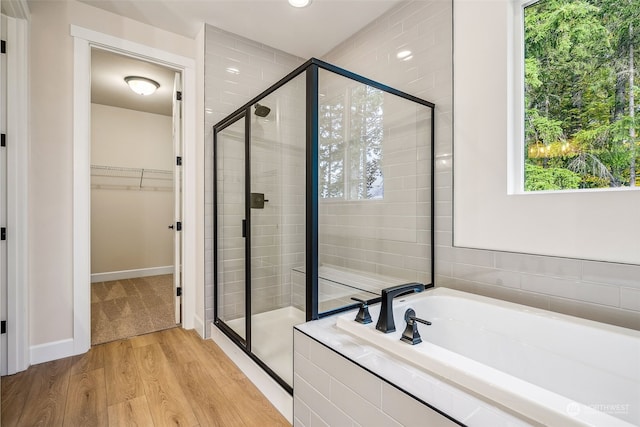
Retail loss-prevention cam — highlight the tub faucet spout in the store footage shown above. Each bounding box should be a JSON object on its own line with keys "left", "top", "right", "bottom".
{"left": 375, "top": 282, "right": 425, "bottom": 333}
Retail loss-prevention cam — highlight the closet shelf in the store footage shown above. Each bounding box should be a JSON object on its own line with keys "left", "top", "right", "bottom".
{"left": 91, "top": 165, "right": 173, "bottom": 191}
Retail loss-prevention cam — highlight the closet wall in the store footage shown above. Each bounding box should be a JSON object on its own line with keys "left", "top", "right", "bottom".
{"left": 91, "top": 103, "right": 173, "bottom": 276}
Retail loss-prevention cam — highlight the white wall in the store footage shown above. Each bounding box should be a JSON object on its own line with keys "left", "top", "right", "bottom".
{"left": 29, "top": 0, "right": 196, "bottom": 349}
{"left": 322, "top": 0, "right": 639, "bottom": 330}
{"left": 90, "top": 103, "right": 173, "bottom": 274}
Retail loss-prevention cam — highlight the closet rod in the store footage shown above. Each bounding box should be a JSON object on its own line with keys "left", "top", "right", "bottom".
{"left": 91, "top": 164, "right": 172, "bottom": 177}
{"left": 91, "top": 164, "right": 173, "bottom": 190}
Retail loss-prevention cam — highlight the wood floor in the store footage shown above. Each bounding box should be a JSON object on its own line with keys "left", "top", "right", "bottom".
{"left": 1, "top": 327, "right": 290, "bottom": 426}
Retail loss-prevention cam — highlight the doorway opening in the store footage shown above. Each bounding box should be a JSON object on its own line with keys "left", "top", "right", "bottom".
{"left": 90, "top": 48, "right": 182, "bottom": 345}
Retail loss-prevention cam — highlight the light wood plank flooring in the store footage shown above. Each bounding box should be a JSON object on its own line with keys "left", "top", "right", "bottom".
{"left": 1, "top": 327, "right": 290, "bottom": 427}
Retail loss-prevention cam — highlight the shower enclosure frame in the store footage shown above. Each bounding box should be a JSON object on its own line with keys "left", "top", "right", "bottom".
{"left": 212, "top": 58, "right": 436, "bottom": 394}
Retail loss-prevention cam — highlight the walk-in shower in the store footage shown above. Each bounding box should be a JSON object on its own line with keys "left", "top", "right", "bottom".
{"left": 213, "top": 58, "right": 435, "bottom": 392}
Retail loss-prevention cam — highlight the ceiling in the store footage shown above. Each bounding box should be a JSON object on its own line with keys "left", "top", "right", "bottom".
{"left": 86, "top": 0, "right": 402, "bottom": 115}
{"left": 80, "top": 0, "right": 401, "bottom": 59}
{"left": 91, "top": 49, "right": 177, "bottom": 116}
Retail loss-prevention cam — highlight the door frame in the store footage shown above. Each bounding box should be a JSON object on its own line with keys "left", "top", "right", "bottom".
{"left": 172, "top": 71, "right": 183, "bottom": 324}
{"left": 213, "top": 108, "right": 296, "bottom": 394}
{"left": 71, "top": 25, "right": 197, "bottom": 355}
{"left": 212, "top": 110, "right": 249, "bottom": 347}
{"left": 2, "top": 12, "right": 30, "bottom": 375}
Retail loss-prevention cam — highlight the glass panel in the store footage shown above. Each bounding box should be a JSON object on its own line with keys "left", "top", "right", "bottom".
{"left": 249, "top": 74, "right": 306, "bottom": 387}
{"left": 318, "top": 69, "right": 433, "bottom": 314}
{"left": 216, "top": 117, "right": 247, "bottom": 341}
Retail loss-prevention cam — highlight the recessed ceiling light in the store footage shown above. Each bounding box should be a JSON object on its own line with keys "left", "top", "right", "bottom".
{"left": 124, "top": 76, "right": 160, "bottom": 96}
{"left": 289, "top": 0, "right": 312, "bottom": 8}
{"left": 396, "top": 50, "right": 413, "bottom": 61}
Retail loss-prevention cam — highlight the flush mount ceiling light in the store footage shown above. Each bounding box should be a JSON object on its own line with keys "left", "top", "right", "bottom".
{"left": 288, "top": 0, "right": 312, "bottom": 7}
{"left": 124, "top": 76, "right": 160, "bottom": 96}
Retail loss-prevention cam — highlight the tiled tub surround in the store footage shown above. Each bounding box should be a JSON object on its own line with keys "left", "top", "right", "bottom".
{"left": 294, "top": 320, "right": 525, "bottom": 427}
{"left": 295, "top": 288, "right": 640, "bottom": 427}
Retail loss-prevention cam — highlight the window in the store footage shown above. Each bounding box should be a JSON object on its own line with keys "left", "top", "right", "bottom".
{"left": 453, "top": 0, "right": 640, "bottom": 263}
{"left": 319, "top": 85, "right": 384, "bottom": 200}
{"left": 523, "top": 0, "right": 639, "bottom": 191}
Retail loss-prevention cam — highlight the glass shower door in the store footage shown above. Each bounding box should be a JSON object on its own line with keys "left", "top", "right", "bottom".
{"left": 248, "top": 75, "right": 307, "bottom": 389}
{"left": 215, "top": 115, "right": 247, "bottom": 342}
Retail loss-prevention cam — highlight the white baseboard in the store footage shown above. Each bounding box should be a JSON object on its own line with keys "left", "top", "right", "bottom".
{"left": 209, "top": 323, "right": 293, "bottom": 423}
{"left": 91, "top": 266, "right": 173, "bottom": 283}
{"left": 28, "top": 321, "right": 198, "bottom": 368}
{"left": 192, "top": 314, "right": 204, "bottom": 338}
{"left": 30, "top": 338, "right": 76, "bottom": 365}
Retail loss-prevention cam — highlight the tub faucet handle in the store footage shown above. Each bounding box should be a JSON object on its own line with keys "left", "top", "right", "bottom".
{"left": 351, "top": 297, "right": 372, "bottom": 324}
{"left": 401, "top": 308, "right": 431, "bottom": 345}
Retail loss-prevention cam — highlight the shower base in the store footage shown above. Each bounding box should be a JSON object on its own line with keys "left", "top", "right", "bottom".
{"left": 225, "top": 305, "right": 306, "bottom": 387}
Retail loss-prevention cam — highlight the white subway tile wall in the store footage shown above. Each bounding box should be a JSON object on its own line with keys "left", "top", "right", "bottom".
{"left": 248, "top": 75, "right": 307, "bottom": 315}
{"left": 204, "top": 25, "right": 305, "bottom": 333}
{"left": 321, "top": 0, "right": 639, "bottom": 330}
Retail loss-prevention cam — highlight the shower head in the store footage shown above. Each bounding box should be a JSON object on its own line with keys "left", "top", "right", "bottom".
{"left": 254, "top": 103, "right": 271, "bottom": 117}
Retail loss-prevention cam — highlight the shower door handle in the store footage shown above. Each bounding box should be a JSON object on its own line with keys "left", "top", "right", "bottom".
{"left": 242, "top": 219, "right": 247, "bottom": 238}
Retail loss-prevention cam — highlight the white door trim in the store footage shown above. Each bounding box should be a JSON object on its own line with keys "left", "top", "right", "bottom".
{"left": 172, "top": 72, "right": 183, "bottom": 324}
{"left": 4, "top": 14, "right": 30, "bottom": 374}
{"left": 71, "top": 25, "right": 198, "bottom": 356}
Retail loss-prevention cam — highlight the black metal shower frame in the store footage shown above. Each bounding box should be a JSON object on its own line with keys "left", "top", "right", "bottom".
{"left": 212, "top": 58, "right": 436, "bottom": 394}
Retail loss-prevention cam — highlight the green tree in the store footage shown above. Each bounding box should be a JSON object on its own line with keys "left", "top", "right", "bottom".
{"left": 525, "top": 164, "right": 582, "bottom": 190}
{"left": 593, "top": 0, "right": 639, "bottom": 185}
{"left": 524, "top": 0, "right": 639, "bottom": 190}
{"left": 319, "top": 97, "right": 345, "bottom": 198}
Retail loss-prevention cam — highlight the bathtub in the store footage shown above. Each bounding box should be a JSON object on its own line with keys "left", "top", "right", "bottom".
{"left": 335, "top": 288, "right": 640, "bottom": 427}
